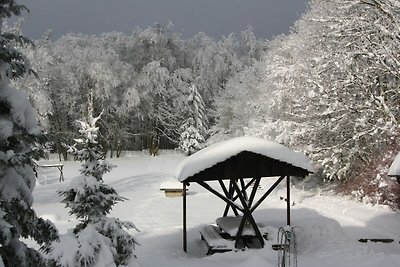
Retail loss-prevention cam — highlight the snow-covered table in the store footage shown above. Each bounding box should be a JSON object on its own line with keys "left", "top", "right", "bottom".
{"left": 216, "top": 216, "right": 268, "bottom": 237}
{"left": 34, "top": 161, "right": 64, "bottom": 182}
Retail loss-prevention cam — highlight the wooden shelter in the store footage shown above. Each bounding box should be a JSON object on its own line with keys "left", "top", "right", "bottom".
{"left": 176, "top": 136, "right": 313, "bottom": 252}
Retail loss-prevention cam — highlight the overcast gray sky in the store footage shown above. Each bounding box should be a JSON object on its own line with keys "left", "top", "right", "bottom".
{"left": 17, "top": 0, "right": 309, "bottom": 40}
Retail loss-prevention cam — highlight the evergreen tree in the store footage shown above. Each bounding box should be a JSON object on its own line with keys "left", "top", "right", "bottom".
{"left": 179, "top": 84, "right": 208, "bottom": 155}
{"left": 0, "top": 1, "right": 58, "bottom": 266}
{"left": 52, "top": 110, "right": 138, "bottom": 267}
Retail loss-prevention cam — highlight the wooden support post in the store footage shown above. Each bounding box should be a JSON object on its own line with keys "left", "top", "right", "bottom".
{"left": 251, "top": 176, "right": 285, "bottom": 213}
{"left": 183, "top": 183, "right": 187, "bottom": 252}
{"left": 220, "top": 180, "right": 238, "bottom": 216}
{"left": 239, "top": 178, "right": 248, "bottom": 201}
{"left": 232, "top": 180, "right": 264, "bottom": 248}
{"left": 287, "top": 176, "right": 291, "bottom": 226}
{"left": 248, "top": 177, "right": 261, "bottom": 207}
{"left": 198, "top": 181, "right": 244, "bottom": 212}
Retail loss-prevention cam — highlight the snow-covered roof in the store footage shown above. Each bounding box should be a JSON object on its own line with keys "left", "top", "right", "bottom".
{"left": 175, "top": 136, "right": 314, "bottom": 182}
{"left": 388, "top": 153, "right": 400, "bottom": 177}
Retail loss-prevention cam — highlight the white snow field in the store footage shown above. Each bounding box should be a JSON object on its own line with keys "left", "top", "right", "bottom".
{"left": 32, "top": 151, "right": 400, "bottom": 267}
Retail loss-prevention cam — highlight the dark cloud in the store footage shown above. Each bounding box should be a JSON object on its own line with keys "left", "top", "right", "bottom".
{"left": 16, "top": 0, "right": 309, "bottom": 40}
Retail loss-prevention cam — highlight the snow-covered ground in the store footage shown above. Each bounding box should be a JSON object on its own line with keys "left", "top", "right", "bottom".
{"left": 32, "top": 151, "right": 400, "bottom": 267}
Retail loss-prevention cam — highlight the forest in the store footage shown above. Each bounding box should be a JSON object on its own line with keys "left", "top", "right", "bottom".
{"left": 13, "top": 0, "right": 400, "bottom": 209}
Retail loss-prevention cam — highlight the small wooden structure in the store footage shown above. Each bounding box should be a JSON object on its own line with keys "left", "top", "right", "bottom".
{"left": 160, "top": 181, "right": 187, "bottom": 197}
{"left": 176, "top": 136, "right": 313, "bottom": 253}
{"left": 388, "top": 152, "right": 400, "bottom": 184}
{"left": 33, "top": 161, "right": 64, "bottom": 182}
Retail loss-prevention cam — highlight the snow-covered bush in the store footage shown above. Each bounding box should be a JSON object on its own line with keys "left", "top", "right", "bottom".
{"left": 52, "top": 112, "right": 138, "bottom": 267}
{"left": 0, "top": 1, "right": 59, "bottom": 266}
{"left": 342, "top": 141, "right": 400, "bottom": 210}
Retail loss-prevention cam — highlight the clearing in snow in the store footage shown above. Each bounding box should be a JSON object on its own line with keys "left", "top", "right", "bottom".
{"left": 32, "top": 151, "right": 400, "bottom": 267}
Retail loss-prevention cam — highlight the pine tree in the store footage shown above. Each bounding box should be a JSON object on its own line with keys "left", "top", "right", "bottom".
{"left": 179, "top": 84, "right": 208, "bottom": 155}
{"left": 0, "top": 1, "right": 58, "bottom": 266}
{"left": 52, "top": 109, "right": 138, "bottom": 267}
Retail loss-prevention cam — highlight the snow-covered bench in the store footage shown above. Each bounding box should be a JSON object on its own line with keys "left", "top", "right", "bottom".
{"left": 199, "top": 225, "right": 234, "bottom": 255}
{"left": 33, "top": 161, "right": 64, "bottom": 182}
{"left": 160, "top": 181, "right": 187, "bottom": 197}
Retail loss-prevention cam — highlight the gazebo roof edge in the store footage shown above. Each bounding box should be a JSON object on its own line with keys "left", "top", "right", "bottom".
{"left": 175, "top": 136, "right": 314, "bottom": 182}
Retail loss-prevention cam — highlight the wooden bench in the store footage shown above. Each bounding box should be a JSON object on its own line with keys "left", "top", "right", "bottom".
{"left": 33, "top": 161, "right": 64, "bottom": 182}
{"left": 160, "top": 181, "right": 187, "bottom": 197}
{"left": 358, "top": 238, "right": 394, "bottom": 243}
{"left": 199, "top": 225, "right": 234, "bottom": 255}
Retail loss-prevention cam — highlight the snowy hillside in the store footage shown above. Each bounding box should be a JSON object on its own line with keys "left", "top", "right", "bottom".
{"left": 32, "top": 151, "right": 400, "bottom": 267}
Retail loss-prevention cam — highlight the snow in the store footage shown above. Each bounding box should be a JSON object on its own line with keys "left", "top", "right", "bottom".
{"left": 0, "top": 82, "right": 40, "bottom": 134}
{"left": 388, "top": 152, "right": 400, "bottom": 176}
{"left": 31, "top": 151, "right": 400, "bottom": 267}
{"left": 160, "top": 181, "right": 183, "bottom": 190}
{"left": 176, "top": 136, "right": 314, "bottom": 182}
{"left": 215, "top": 216, "right": 270, "bottom": 236}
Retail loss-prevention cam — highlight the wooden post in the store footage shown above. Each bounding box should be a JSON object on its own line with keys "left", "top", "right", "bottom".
{"left": 251, "top": 176, "right": 285, "bottom": 213}
{"left": 232, "top": 180, "right": 265, "bottom": 248}
{"left": 183, "top": 183, "right": 187, "bottom": 252}
{"left": 220, "top": 180, "right": 239, "bottom": 216}
{"left": 287, "top": 176, "right": 291, "bottom": 226}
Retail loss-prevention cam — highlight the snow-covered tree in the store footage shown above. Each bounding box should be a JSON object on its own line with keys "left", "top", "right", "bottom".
{"left": 280, "top": 0, "right": 400, "bottom": 183}
{"left": 0, "top": 1, "right": 59, "bottom": 266}
{"left": 136, "top": 61, "right": 190, "bottom": 154}
{"left": 52, "top": 111, "right": 138, "bottom": 267}
{"left": 17, "top": 33, "right": 141, "bottom": 158}
{"left": 212, "top": 61, "right": 265, "bottom": 139}
{"left": 15, "top": 23, "right": 263, "bottom": 152}
{"left": 231, "top": 0, "right": 400, "bottom": 207}
{"left": 179, "top": 84, "right": 208, "bottom": 155}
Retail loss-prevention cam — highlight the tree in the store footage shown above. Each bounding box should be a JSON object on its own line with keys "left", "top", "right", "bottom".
{"left": 0, "top": 1, "right": 58, "bottom": 266}
{"left": 285, "top": 0, "right": 400, "bottom": 182}
{"left": 51, "top": 111, "right": 138, "bottom": 267}
{"left": 15, "top": 23, "right": 265, "bottom": 153}
{"left": 239, "top": 0, "right": 400, "bottom": 207}
{"left": 18, "top": 33, "right": 142, "bottom": 158}
{"left": 212, "top": 61, "right": 265, "bottom": 139}
{"left": 136, "top": 61, "right": 190, "bottom": 154}
{"left": 179, "top": 84, "right": 208, "bottom": 155}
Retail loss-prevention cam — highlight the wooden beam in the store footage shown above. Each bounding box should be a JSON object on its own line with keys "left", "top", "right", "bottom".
{"left": 183, "top": 183, "right": 187, "bottom": 252}
{"left": 221, "top": 178, "right": 256, "bottom": 216}
{"left": 232, "top": 181, "right": 264, "bottom": 248}
{"left": 239, "top": 178, "right": 248, "bottom": 201}
{"left": 197, "top": 181, "right": 244, "bottom": 212}
{"left": 250, "top": 176, "right": 285, "bottom": 213}
{"left": 219, "top": 180, "right": 239, "bottom": 216}
{"left": 227, "top": 178, "right": 256, "bottom": 203}
{"left": 248, "top": 177, "right": 261, "bottom": 208}
{"left": 287, "top": 176, "right": 291, "bottom": 226}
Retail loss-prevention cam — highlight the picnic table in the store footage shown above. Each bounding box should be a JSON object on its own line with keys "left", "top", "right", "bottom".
{"left": 199, "top": 225, "right": 235, "bottom": 255}
{"left": 33, "top": 161, "right": 64, "bottom": 182}
{"left": 199, "top": 216, "right": 269, "bottom": 254}
{"left": 216, "top": 216, "right": 268, "bottom": 237}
